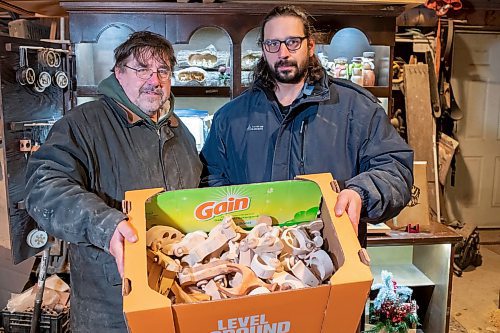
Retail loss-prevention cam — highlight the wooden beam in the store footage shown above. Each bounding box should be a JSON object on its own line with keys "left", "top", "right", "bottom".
{"left": 0, "top": 0, "right": 35, "bottom": 17}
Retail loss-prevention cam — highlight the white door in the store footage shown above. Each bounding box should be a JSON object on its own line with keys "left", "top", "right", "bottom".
{"left": 445, "top": 31, "right": 500, "bottom": 228}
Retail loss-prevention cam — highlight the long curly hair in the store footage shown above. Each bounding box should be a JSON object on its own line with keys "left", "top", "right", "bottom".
{"left": 252, "top": 5, "right": 324, "bottom": 91}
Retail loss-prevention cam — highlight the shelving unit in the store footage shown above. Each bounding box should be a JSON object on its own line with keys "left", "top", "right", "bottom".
{"left": 367, "top": 221, "right": 462, "bottom": 333}
{"left": 61, "top": 1, "right": 417, "bottom": 113}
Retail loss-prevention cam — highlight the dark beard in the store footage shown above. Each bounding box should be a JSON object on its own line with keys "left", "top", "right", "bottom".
{"left": 271, "top": 59, "right": 308, "bottom": 84}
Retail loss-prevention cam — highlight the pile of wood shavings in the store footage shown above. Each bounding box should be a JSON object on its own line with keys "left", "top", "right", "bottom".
{"left": 489, "top": 309, "right": 500, "bottom": 328}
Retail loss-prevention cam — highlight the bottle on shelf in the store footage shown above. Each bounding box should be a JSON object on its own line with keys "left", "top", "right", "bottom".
{"left": 362, "top": 51, "right": 376, "bottom": 86}
{"left": 333, "top": 57, "right": 349, "bottom": 80}
{"left": 349, "top": 57, "right": 363, "bottom": 86}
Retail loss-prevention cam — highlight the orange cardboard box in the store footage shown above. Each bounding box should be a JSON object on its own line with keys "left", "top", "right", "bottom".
{"left": 122, "top": 173, "right": 373, "bottom": 333}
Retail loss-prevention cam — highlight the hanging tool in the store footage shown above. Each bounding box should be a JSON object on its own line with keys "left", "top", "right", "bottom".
{"left": 425, "top": 0, "right": 462, "bottom": 17}
{"left": 426, "top": 51, "right": 442, "bottom": 118}
{"left": 20, "top": 137, "right": 31, "bottom": 160}
{"left": 30, "top": 247, "right": 51, "bottom": 333}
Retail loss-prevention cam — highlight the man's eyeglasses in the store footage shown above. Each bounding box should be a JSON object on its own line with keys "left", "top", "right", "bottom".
{"left": 262, "top": 36, "right": 307, "bottom": 53}
{"left": 124, "top": 65, "right": 172, "bottom": 82}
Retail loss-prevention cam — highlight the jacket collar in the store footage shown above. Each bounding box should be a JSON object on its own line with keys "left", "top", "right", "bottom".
{"left": 103, "top": 96, "right": 179, "bottom": 129}
{"left": 97, "top": 73, "right": 176, "bottom": 127}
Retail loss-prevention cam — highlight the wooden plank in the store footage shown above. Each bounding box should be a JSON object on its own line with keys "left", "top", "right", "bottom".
{"left": 404, "top": 64, "right": 437, "bottom": 216}
{"left": 404, "top": 63, "right": 435, "bottom": 181}
{"left": 390, "top": 161, "right": 431, "bottom": 231}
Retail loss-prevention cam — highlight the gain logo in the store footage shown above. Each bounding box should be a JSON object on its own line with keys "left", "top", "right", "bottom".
{"left": 195, "top": 196, "right": 250, "bottom": 220}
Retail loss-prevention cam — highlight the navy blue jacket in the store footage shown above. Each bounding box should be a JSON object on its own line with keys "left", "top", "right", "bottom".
{"left": 201, "top": 73, "right": 413, "bottom": 224}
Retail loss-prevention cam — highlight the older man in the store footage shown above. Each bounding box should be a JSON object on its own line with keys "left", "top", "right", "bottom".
{"left": 25, "top": 31, "right": 201, "bottom": 332}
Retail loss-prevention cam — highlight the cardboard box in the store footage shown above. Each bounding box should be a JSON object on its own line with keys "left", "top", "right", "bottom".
{"left": 122, "top": 173, "right": 373, "bottom": 333}
{"left": 388, "top": 161, "right": 431, "bottom": 231}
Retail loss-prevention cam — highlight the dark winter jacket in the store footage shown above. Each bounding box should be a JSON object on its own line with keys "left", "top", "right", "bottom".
{"left": 201, "top": 73, "right": 413, "bottom": 227}
{"left": 25, "top": 74, "right": 202, "bottom": 332}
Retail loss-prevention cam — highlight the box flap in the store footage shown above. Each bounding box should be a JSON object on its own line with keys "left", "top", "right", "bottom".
{"left": 297, "top": 174, "right": 373, "bottom": 333}
{"left": 123, "top": 188, "right": 175, "bottom": 333}
{"left": 145, "top": 180, "right": 322, "bottom": 233}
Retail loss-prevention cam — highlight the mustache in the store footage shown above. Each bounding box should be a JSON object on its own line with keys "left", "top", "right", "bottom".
{"left": 274, "top": 59, "right": 298, "bottom": 68}
{"left": 139, "top": 85, "right": 164, "bottom": 95}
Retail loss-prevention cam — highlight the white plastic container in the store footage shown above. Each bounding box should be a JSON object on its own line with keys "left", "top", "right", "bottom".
{"left": 175, "top": 109, "right": 210, "bottom": 151}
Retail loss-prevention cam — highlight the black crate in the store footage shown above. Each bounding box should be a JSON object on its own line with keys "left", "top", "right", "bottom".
{"left": 1, "top": 309, "right": 69, "bottom": 333}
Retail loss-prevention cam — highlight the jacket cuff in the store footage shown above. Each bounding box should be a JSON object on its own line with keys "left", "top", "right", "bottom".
{"left": 345, "top": 184, "right": 369, "bottom": 218}
{"left": 88, "top": 209, "right": 128, "bottom": 253}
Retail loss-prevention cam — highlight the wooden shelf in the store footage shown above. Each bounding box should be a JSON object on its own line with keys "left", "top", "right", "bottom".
{"left": 76, "top": 86, "right": 231, "bottom": 98}
{"left": 370, "top": 263, "right": 435, "bottom": 287}
{"left": 366, "top": 86, "right": 391, "bottom": 97}
{"left": 368, "top": 221, "right": 462, "bottom": 246}
{"left": 172, "top": 86, "right": 230, "bottom": 97}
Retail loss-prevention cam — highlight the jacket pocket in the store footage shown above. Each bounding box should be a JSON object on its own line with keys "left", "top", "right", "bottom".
{"left": 103, "top": 261, "right": 122, "bottom": 286}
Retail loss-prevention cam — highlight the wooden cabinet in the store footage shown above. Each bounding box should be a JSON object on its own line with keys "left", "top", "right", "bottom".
{"left": 61, "top": 1, "right": 413, "bottom": 108}
{"left": 367, "top": 222, "right": 461, "bottom": 333}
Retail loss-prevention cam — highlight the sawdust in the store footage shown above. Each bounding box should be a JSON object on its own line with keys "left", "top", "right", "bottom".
{"left": 490, "top": 309, "right": 500, "bottom": 328}
{"left": 449, "top": 316, "right": 468, "bottom": 333}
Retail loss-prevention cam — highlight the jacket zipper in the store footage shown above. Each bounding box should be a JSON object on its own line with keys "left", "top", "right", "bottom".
{"left": 299, "top": 119, "right": 308, "bottom": 175}
{"left": 157, "top": 127, "right": 168, "bottom": 189}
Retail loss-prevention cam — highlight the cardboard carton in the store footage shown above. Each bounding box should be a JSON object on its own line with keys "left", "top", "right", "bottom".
{"left": 122, "top": 173, "right": 372, "bottom": 333}
{"left": 388, "top": 161, "right": 431, "bottom": 231}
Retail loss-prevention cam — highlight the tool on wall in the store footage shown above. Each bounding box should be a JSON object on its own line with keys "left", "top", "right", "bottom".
{"left": 15, "top": 46, "right": 69, "bottom": 93}
{"left": 26, "top": 229, "right": 49, "bottom": 249}
{"left": 30, "top": 247, "right": 51, "bottom": 333}
{"left": 424, "top": 0, "right": 462, "bottom": 17}
{"left": 19, "top": 136, "right": 31, "bottom": 160}
{"left": 17, "top": 121, "right": 55, "bottom": 160}
{"left": 16, "top": 47, "right": 36, "bottom": 86}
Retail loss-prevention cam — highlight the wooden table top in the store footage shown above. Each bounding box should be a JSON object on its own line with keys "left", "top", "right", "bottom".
{"left": 367, "top": 221, "right": 463, "bottom": 246}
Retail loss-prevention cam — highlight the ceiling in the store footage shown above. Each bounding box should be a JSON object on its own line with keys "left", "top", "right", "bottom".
{"left": 1, "top": 0, "right": 500, "bottom": 18}
{"left": 0, "top": 1, "right": 67, "bottom": 17}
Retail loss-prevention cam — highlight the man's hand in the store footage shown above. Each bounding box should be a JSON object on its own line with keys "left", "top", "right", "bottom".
{"left": 109, "top": 220, "right": 138, "bottom": 277}
{"left": 334, "top": 189, "right": 362, "bottom": 235}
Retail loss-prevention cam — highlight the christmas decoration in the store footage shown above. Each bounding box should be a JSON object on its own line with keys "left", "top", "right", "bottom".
{"left": 367, "top": 270, "right": 419, "bottom": 333}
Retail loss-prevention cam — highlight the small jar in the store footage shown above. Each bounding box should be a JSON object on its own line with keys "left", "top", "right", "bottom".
{"left": 378, "top": 56, "right": 390, "bottom": 86}
{"left": 349, "top": 57, "right": 363, "bottom": 86}
{"left": 362, "top": 51, "right": 376, "bottom": 86}
{"left": 333, "top": 57, "right": 349, "bottom": 79}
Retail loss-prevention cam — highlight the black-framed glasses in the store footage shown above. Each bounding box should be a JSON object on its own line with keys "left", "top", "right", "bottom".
{"left": 124, "top": 64, "right": 172, "bottom": 81}
{"left": 262, "top": 36, "right": 307, "bottom": 53}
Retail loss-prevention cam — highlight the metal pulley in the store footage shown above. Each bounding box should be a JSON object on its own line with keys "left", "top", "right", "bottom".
{"left": 37, "top": 71, "right": 52, "bottom": 88}
{"left": 38, "top": 49, "right": 59, "bottom": 68}
{"left": 27, "top": 229, "right": 48, "bottom": 248}
{"left": 16, "top": 67, "right": 36, "bottom": 86}
{"left": 53, "top": 52, "right": 61, "bottom": 68}
{"left": 33, "top": 71, "right": 52, "bottom": 93}
{"left": 33, "top": 83, "right": 45, "bottom": 93}
{"left": 54, "top": 71, "right": 69, "bottom": 89}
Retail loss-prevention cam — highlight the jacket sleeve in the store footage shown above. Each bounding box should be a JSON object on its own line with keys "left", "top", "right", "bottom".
{"left": 24, "top": 117, "right": 127, "bottom": 252}
{"left": 200, "top": 111, "right": 232, "bottom": 187}
{"left": 344, "top": 106, "right": 414, "bottom": 223}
